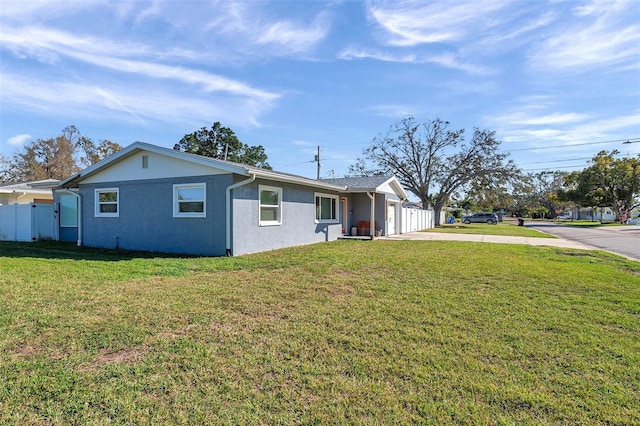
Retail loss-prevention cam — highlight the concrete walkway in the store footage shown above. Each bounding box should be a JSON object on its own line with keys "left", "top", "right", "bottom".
{"left": 384, "top": 231, "right": 595, "bottom": 250}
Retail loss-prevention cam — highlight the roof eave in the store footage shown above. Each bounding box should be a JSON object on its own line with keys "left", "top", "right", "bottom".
{"left": 252, "top": 170, "right": 346, "bottom": 191}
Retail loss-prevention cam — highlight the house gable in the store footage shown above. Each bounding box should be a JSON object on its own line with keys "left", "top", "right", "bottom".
{"left": 81, "top": 150, "right": 231, "bottom": 184}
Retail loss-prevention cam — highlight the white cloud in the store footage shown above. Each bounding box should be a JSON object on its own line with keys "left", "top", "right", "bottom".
{"left": 495, "top": 112, "right": 591, "bottom": 126}
{"left": 366, "top": 104, "right": 414, "bottom": 118}
{"left": 338, "top": 47, "right": 416, "bottom": 63}
{"left": 0, "top": 0, "right": 102, "bottom": 20}
{"left": 256, "top": 14, "right": 331, "bottom": 54}
{"left": 427, "top": 52, "right": 494, "bottom": 76}
{"left": 7, "top": 134, "right": 32, "bottom": 147}
{"left": 202, "top": 2, "right": 331, "bottom": 56}
{"left": 530, "top": 1, "right": 640, "bottom": 71}
{"left": 0, "top": 72, "right": 277, "bottom": 129}
{"left": 495, "top": 108, "right": 640, "bottom": 150}
{"left": 368, "top": 0, "right": 508, "bottom": 46}
{"left": 1, "top": 27, "right": 280, "bottom": 102}
{"left": 338, "top": 47, "right": 493, "bottom": 76}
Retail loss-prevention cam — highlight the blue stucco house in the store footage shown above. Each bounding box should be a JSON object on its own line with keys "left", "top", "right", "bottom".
{"left": 54, "top": 142, "right": 408, "bottom": 256}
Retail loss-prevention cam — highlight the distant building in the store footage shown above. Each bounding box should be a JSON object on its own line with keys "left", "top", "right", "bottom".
{"left": 0, "top": 179, "right": 59, "bottom": 205}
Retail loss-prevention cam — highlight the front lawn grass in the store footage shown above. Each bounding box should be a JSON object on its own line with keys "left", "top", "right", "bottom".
{"left": 428, "top": 221, "right": 553, "bottom": 237}
{"left": 1, "top": 241, "right": 639, "bottom": 424}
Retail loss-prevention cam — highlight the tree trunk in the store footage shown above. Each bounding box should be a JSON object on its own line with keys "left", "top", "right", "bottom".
{"left": 433, "top": 202, "right": 445, "bottom": 226}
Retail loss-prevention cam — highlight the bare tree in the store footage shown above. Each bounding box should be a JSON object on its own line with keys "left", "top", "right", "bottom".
{"left": 0, "top": 154, "right": 11, "bottom": 182}
{"left": 352, "top": 117, "right": 519, "bottom": 225}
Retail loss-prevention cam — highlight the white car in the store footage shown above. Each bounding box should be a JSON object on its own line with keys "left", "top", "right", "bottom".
{"left": 556, "top": 213, "right": 572, "bottom": 219}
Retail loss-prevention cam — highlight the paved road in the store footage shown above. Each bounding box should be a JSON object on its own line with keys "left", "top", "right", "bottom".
{"left": 386, "top": 230, "right": 595, "bottom": 250}
{"left": 526, "top": 222, "right": 640, "bottom": 261}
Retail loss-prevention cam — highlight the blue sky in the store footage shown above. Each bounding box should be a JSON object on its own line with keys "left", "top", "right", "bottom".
{"left": 1, "top": 0, "right": 639, "bottom": 179}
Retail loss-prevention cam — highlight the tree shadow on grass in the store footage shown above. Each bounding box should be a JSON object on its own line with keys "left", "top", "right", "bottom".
{"left": 0, "top": 241, "right": 196, "bottom": 261}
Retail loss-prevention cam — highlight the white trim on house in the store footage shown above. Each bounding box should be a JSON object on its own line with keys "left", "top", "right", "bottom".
{"left": 315, "top": 192, "right": 339, "bottom": 223}
{"left": 94, "top": 188, "right": 119, "bottom": 217}
{"left": 258, "top": 185, "right": 282, "bottom": 226}
{"left": 173, "top": 183, "right": 206, "bottom": 218}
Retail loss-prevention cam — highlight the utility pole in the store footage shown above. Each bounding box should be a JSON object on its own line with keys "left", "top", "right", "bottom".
{"left": 315, "top": 145, "right": 321, "bottom": 179}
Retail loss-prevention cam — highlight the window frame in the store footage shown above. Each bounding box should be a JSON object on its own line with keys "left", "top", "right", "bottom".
{"left": 173, "top": 183, "right": 206, "bottom": 218}
{"left": 60, "top": 194, "right": 78, "bottom": 227}
{"left": 315, "top": 192, "right": 339, "bottom": 223}
{"left": 259, "top": 185, "right": 282, "bottom": 226}
{"left": 95, "top": 188, "right": 119, "bottom": 218}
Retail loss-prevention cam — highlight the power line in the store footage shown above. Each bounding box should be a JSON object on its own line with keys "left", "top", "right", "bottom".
{"left": 503, "top": 137, "right": 640, "bottom": 152}
{"left": 522, "top": 164, "right": 590, "bottom": 172}
{"left": 520, "top": 157, "right": 591, "bottom": 165}
{"left": 518, "top": 150, "right": 633, "bottom": 166}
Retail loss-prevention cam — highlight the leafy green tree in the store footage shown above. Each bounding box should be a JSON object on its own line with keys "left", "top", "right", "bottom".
{"left": 524, "top": 171, "right": 568, "bottom": 217}
{"left": 174, "top": 122, "right": 271, "bottom": 169}
{"left": 350, "top": 117, "right": 519, "bottom": 225}
{"left": 559, "top": 151, "right": 640, "bottom": 218}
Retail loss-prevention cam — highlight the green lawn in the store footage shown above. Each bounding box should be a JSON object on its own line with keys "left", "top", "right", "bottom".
{"left": 1, "top": 241, "right": 639, "bottom": 425}
{"left": 428, "top": 221, "right": 554, "bottom": 237}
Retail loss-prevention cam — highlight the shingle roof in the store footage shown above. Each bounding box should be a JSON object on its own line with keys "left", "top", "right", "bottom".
{"left": 58, "top": 142, "right": 346, "bottom": 192}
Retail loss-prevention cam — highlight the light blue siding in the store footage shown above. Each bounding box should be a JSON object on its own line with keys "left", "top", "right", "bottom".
{"left": 80, "top": 175, "right": 233, "bottom": 255}
{"left": 77, "top": 175, "right": 343, "bottom": 256}
{"left": 231, "top": 179, "right": 343, "bottom": 256}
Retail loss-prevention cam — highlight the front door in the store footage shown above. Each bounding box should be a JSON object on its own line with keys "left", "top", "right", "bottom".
{"left": 387, "top": 202, "right": 396, "bottom": 235}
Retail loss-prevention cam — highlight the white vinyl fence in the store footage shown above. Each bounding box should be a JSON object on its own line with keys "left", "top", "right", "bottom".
{"left": 0, "top": 203, "right": 56, "bottom": 242}
{"left": 399, "top": 207, "right": 448, "bottom": 233}
{"left": 400, "top": 207, "right": 435, "bottom": 233}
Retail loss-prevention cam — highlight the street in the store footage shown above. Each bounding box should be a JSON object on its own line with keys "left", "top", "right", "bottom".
{"left": 526, "top": 222, "right": 640, "bottom": 261}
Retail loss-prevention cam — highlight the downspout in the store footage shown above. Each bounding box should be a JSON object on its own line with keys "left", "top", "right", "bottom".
{"left": 14, "top": 191, "right": 27, "bottom": 203}
{"left": 225, "top": 173, "right": 256, "bottom": 256}
{"left": 367, "top": 191, "right": 375, "bottom": 238}
{"left": 58, "top": 189, "right": 82, "bottom": 246}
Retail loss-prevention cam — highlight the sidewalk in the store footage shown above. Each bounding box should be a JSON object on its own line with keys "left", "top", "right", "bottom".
{"left": 384, "top": 231, "right": 595, "bottom": 250}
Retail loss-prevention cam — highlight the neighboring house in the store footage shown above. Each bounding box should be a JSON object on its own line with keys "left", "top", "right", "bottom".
{"left": 0, "top": 179, "right": 59, "bottom": 205}
{"left": 55, "top": 142, "right": 412, "bottom": 256}
{"left": 576, "top": 206, "right": 640, "bottom": 224}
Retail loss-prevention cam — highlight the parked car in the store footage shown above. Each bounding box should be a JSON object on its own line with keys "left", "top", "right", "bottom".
{"left": 462, "top": 212, "right": 499, "bottom": 224}
{"left": 556, "top": 213, "right": 572, "bottom": 219}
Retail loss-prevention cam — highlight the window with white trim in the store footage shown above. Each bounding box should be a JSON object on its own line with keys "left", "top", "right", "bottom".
{"left": 259, "top": 185, "right": 282, "bottom": 226}
{"left": 315, "top": 193, "right": 338, "bottom": 222}
{"left": 173, "top": 183, "right": 206, "bottom": 218}
{"left": 95, "top": 188, "right": 119, "bottom": 217}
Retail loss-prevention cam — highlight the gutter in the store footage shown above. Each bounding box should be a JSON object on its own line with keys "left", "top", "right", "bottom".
{"left": 57, "top": 189, "right": 82, "bottom": 246}
{"left": 225, "top": 173, "right": 256, "bottom": 256}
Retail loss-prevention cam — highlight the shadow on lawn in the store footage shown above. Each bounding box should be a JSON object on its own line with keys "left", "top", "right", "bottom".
{"left": 0, "top": 241, "right": 194, "bottom": 261}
